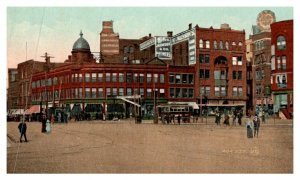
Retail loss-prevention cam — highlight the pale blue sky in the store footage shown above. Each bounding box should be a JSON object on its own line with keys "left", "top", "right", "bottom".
{"left": 7, "top": 7, "right": 293, "bottom": 68}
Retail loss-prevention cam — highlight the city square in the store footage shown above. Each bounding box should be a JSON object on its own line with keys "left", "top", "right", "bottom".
{"left": 7, "top": 118, "right": 293, "bottom": 173}
{"left": 6, "top": 7, "right": 294, "bottom": 174}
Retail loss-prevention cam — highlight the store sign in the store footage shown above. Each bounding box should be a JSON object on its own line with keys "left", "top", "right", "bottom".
{"left": 140, "top": 38, "right": 155, "bottom": 51}
{"left": 171, "top": 28, "right": 196, "bottom": 65}
{"left": 139, "top": 28, "right": 196, "bottom": 65}
{"left": 155, "top": 36, "right": 172, "bottom": 59}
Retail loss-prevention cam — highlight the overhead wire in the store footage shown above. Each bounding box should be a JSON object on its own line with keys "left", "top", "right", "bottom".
{"left": 13, "top": 7, "right": 46, "bottom": 173}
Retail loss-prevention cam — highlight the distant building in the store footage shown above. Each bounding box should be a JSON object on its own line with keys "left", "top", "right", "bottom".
{"left": 270, "top": 20, "right": 293, "bottom": 119}
{"left": 250, "top": 10, "right": 276, "bottom": 114}
{"left": 100, "top": 21, "right": 120, "bottom": 56}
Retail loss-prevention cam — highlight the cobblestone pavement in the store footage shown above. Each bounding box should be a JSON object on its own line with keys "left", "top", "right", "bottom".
{"left": 7, "top": 117, "right": 293, "bottom": 173}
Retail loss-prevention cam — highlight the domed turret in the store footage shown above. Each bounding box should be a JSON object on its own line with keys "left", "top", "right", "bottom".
{"left": 72, "top": 30, "right": 90, "bottom": 51}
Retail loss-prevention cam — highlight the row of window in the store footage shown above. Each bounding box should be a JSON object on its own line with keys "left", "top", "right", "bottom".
{"left": 169, "top": 73, "right": 194, "bottom": 84}
{"left": 254, "top": 40, "right": 266, "bottom": 51}
{"left": 31, "top": 87, "right": 166, "bottom": 101}
{"left": 32, "top": 72, "right": 165, "bottom": 88}
{"left": 199, "top": 39, "right": 243, "bottom": 50}
{"left": 169, "top": 88, "right": 194, "bottom": 98}
{"left": 200, "top": 86, "right": 242, "bottom": 97}
{"left": 271, "top": 74, "right": 288, "bottom": 89}
{"left": 271, "top": 56, "right": 287, "bottom": 71}
{"left": 123, "top": 46, "right": 135, "bottom": 53}
{"left": 199, "top": 54, "right": 243, "bottom": 66}
{"left": 199, "top": 70, "right": 242, "bottom": 80}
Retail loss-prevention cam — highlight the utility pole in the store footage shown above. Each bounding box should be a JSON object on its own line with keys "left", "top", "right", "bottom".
{"left": 41, "top": 52, "right": 54, "bottom": 119}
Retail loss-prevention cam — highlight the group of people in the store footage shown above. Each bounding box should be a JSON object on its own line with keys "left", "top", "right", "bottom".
{"left": 161, "top": 114, "right": 189, "bottom": 125}
{"left": 215, "top": 109, "right": 243, "bottom": 126}
{"left": 246, "top": 114, "right": 261, "bottom": 138}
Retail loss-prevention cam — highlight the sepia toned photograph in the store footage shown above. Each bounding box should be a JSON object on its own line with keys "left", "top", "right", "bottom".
{"left": 6, "top": 6, "right": 294, "bottom": 174}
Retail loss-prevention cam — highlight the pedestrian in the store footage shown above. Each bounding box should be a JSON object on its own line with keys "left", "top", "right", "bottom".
{"left": 238, "top": 110, "right": 242, "bottom": 126}
{"left": 262, "top": 111, "right": 266, "bottom": 124}
{"left": 178, "top": 114, "right": 181, "bottom": 125}
{"left": 57, "top": 112, "right": 61, "bottom": 123}
{"left": 41, "top": 114, "right": 47, "bottom": 133}
{"left": 46, "top": 119, "right": 51, "bottom": 133}
{"left": 215, "top": 111, "right": 220, "bottom": 125}
{"left": 51, "top": 114, "right": 55, "bottom": 125}
{"left": 18, "top": 118, "right": 28, "bottom": 143}
{"left": 246, "top": 117, "right": 254, "bottom": 138}
{"left": 223, "top": 114, "right": 230, "bottom": 126}
{"left": 232, "top": 112, "right": 237, "bottom": 126}
{"left": 253, "top": 115, "right": 261, "bottom": 138}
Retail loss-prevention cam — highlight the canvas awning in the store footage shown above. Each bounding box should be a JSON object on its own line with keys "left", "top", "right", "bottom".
{"left": 25, "top": 105, "right": 41, "bottom": 114}
{"left": 8, "top": 109, "right": 24, "bottom": 115}
{"left": 166, "top": 102, "right": 199, "bottom": 109}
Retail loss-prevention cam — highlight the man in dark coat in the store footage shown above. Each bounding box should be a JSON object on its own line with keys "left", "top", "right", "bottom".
{"left": 253, "top": 115, "right": 261, "bottom": 138}
{"left": 18, "top": 119, "right": 28, "bottom": 143}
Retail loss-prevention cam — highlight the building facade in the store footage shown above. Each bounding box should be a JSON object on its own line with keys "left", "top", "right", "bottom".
{"left": 250, "top": 10, "right": 276, "bottom": 115}
{"left": 270, "top": 20, "right": 293, "bottom": 119}
{"left": 195, "top": 24, "right": 247, "bottom": 115}
{"left": 9, "top": 20, "right": 247, "bottom": 120}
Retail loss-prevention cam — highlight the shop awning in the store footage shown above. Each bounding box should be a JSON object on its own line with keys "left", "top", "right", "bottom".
{"left": 166, "top": 102, "right": 199, "bottom": 109}
{"left": 8, "top": 109, "right": 24, "bottom": 115}
{"left": 25, "top": 105, "right": 41, "bottom": 114}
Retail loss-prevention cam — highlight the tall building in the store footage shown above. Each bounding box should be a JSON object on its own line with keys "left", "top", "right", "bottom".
{"left": 270, "top": 20, "right": 293, "bottom": 119}
{"left": 251, "top": 10, "right": 276, "bottom": 114}
{"left": 245, "top": 38, "right": 253, "bottom": 114}
{"left": 195, "top": 23, "right": 247, "bottom": 115}
{"left": 100, "top": 21, "right": 120, "bottom": 56}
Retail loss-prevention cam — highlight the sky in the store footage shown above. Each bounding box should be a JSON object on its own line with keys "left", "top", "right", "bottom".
{"left": 7, "top": 7, "right": 293, "bottom": 68}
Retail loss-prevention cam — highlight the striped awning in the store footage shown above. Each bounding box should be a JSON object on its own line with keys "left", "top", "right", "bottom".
{"left": 25, "top": 105, "right": 41, "bottom": 114}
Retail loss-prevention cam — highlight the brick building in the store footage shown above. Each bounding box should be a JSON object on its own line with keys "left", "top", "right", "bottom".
{"left": 9, "top": 20, "right": 247, "bottom": 120}
{"left": 7, "top": 68, "right": 19, "bottom": 111}
{"left": 270, "top": 20, "right": 293, "bottom": 119}
{"left": 245, "top": 39, "right": 253, "bottom": 113}
{"left": 195, "top": 24, "right": 247, "bottom": 115}
{"left": 100, "top": 21, "right": 119, "bottom": 56}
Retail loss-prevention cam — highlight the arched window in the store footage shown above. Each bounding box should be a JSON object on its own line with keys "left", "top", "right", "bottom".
{"left": 214, "top": 56, "right": 227, "bottom": 65}
{"left": 124, "top": 46, "right": 129, "bottom": 53}
{"left": 130, "top": 46, "right": 134, "bottom": 53}
{"left": 205, "top": 40, "right": 210, "bottom": 49}
{"left": 277, "top": 35, "right": 286, "bottom": 50}
{"left": 199, "top": 39, "right": 203, "bottom": 48}
{"left": 238, "top": 41, "right": 243, "bottom": 46}
{"left": 213, "top": 40, "right": 217, "bottom": 49}
{"left": 219, "top": 41, "right": 223, "bottom": 50}
{"left": 225, "top": 41, "right": 229, "bottom": 50}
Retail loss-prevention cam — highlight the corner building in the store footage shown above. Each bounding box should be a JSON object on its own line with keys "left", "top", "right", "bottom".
{"left": 28, "top": 21, "right": 247, "bottom": 120}
{"left": 270, "top": 20, "right": 293, "bottom": 119}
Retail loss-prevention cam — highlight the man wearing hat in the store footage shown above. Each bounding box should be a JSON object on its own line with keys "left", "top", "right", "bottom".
{"left": 18, "top": 117, "right": 28, "bottom": 143}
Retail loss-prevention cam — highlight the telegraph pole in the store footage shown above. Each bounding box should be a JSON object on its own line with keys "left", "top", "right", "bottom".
{"left": 41, "top": 52, "right": 54, "bottom": 119}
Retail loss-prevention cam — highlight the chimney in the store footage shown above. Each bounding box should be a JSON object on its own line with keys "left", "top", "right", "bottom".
{"left": 188, "top": 23, "right": 192, "bottom": 30}
{"left": 167, "top": 31, "right": 173, "bottom": 37}
{"left": 149, "top": 33, "right": 152, "bottom": 38}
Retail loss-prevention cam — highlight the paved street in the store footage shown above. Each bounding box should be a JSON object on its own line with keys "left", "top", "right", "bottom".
{"left": 7, "top": 117, "right": 293, "bottom": 173}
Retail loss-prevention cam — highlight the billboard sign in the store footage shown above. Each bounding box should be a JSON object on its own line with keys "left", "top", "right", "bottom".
{"left": 171, "top": 28, "right": 196, "bottom": 65}
{"left": 140, "top": 38, "right": 155, "bottom": 51}
{"left": 155, "top": 36, "right": 172, "bottom": 60}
